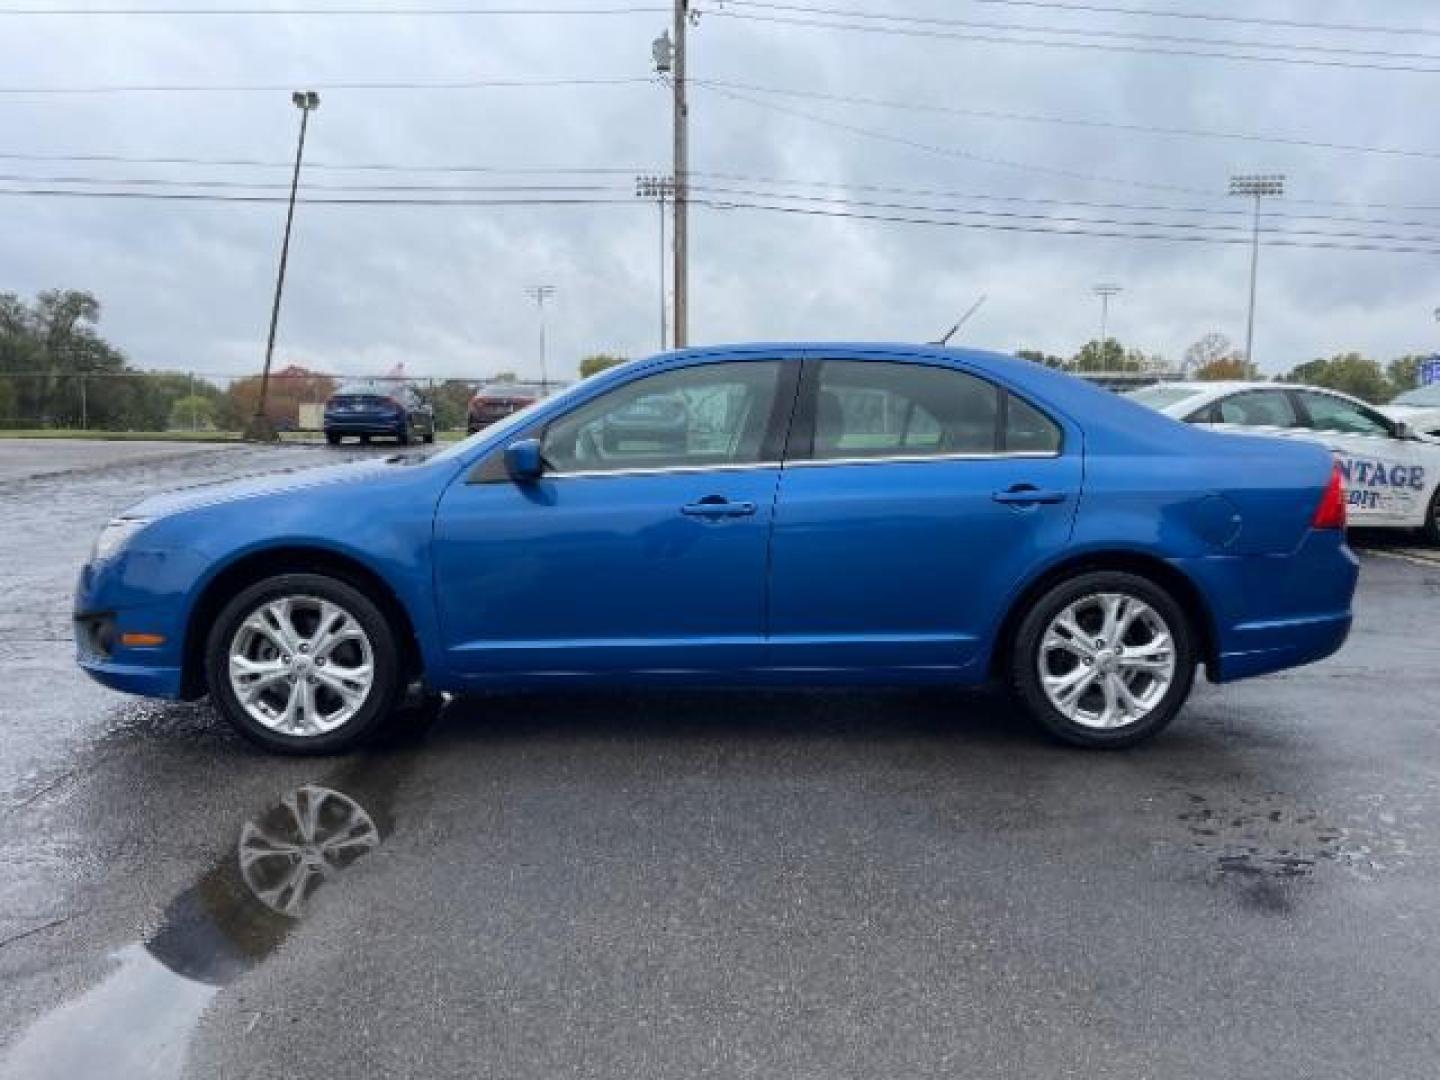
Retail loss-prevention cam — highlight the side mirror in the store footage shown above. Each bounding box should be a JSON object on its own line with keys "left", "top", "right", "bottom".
{"left": 1394, "top": 421, "right": 1415, "bottom": 440}
{"left": 504, "top": 438, "right": 545, "bottom": 482}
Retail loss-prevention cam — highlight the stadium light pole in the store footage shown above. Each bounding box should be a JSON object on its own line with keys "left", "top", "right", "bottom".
{"left": 1092, "top": 283, "right": 1122, "bottom": 372}
{"left": 635, "top": 175, "right": 674, "bottom": 351}
{"left": 1230, "top": 173, "right": 1285, "bottom": 369}
{"left": 248, "top": 90, "right": 320, "bottom": 442}
{"left": 525, "top": 285, "right": 556, "bottom": 392}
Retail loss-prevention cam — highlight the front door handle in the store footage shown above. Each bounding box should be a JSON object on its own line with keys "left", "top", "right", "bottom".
{"left": 681, "top": 495, "right": 757, "bottom": 518}
{"left": 992, "top": 485, "right": 1068, "bottom": 506}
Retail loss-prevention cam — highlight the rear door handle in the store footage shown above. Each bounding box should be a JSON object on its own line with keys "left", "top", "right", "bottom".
{"left": 992, "top": 485, "right": 1068, "bottom": 506}
{"left": 681, "top": 496, "right": 757, "bottom": 518}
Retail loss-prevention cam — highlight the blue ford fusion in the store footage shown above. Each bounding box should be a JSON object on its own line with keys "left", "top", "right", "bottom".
{"left": 75, "top": 344, "right": 1358, "bottom": 753}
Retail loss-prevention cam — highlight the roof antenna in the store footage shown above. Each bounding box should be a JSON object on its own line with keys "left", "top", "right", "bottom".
{"left": 932, "top": 294, "right": 988, "bottom": 346}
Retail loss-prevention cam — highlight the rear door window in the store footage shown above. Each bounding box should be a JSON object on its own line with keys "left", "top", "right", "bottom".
{"left": 1207, "top": 390, "right": 1300, "bottom": 428}
{"left": 804, "top": 360, "right": 1001, "bottom": 459}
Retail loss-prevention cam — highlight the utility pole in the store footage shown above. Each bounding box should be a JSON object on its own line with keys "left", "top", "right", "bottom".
{"left": 635, "top": 175, "right": 674, "bottom": 351}
{"left": 654, "top": 1, "right": 690, "bottom": 348}
{"left": 1092, "top": 283, "right": 1122, "bottom": 371}
{"left": 248, "top": 90, "right": 320, "bottom": 442}
{"left": 524, "top": 285, "right": 556, "bottom": 392}
{"left": 1230, "top": 173, "right": 1285, "bottom": 369}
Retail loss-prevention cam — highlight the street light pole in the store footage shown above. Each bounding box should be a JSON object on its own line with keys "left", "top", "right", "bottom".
{"left": 1092, "top": 283, "right": 1122, "bottom": 371}
{"left": 248, "top": 90, "right": 320, "bottom": 442}
{"left": 1229, "top": 173, "right": 1285, "bottom": 369}
{"left": 671, "top": 0, "right": 690, "bottom": 347}
{"left": 525, "top": 285, "right": 556, "bottom": 392}
{"left": 635, "top": 175, "right": 674, "bottom": 351}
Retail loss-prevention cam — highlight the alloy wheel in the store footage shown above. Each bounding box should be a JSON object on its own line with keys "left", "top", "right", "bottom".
{"left": 227, "top": 595, "right": 375, "bottom": 736}
{"left": 1036, "top": 592, "right": 1176, "bottom": 730}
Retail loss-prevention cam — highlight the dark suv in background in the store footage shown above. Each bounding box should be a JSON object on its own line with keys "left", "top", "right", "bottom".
{"left": 324, "top": 383, "right": 435, "bottom": 445}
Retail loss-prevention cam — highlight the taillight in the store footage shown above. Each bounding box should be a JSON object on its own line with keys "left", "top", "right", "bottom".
{"left": 1312, "top": 462, "right": 1347, "bottom": 530}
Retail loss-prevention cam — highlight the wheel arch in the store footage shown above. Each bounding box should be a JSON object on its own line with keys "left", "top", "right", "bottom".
{"left": 181, "top": 545, "right": 424, "bottom": 699}
{"left": 987, "top": 550, "right": 1220, "bottom": 682}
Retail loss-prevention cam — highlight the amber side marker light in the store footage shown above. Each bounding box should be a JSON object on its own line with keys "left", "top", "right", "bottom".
{"left": 120, "top": 632, "right": 166, "bottom": 647}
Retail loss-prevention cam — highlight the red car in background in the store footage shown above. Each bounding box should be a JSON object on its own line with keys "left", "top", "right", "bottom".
{"left": 466, "top": 382, "right": 546, "bottom": 435}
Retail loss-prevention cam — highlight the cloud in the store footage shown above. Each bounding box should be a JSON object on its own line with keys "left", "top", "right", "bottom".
{"left": 2, "top": 0, "right": 1439, "bottom": 380}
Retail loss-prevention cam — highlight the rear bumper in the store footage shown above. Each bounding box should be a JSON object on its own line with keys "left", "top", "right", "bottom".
{"left": 325, "top": 418, "right": 405, "bottom": 435}
{"left": 1174, "top": 529, "right": 1360, "bottom": 683}
{"left": 1212, "top": 611, "right": 1353, "bottom": 682}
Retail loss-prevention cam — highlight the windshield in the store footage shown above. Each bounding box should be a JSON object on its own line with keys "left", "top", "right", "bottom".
{"left": 1392, "top": 384, "right": 1440, "bottom": 407}
{"left": 1125, "top": 385, "right": 1205, "bottom": 411}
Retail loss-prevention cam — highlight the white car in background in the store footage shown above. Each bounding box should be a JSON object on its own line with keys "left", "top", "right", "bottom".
{"left": 1129, "top": 381, "right": 1440, "bottom": 544}
{"left": 1383, "top": 383, "right": 1440, "bottom": 438}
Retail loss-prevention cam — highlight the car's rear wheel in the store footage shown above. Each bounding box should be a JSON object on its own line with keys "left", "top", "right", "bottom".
{"left": 1420, "top": 486, "right": 1440, "bottom": 546}
{"left": 1010, "top": 571, "right": 1196, "bottom": 748}
{"left": 205, "top": 573, "right": 402, "bottom": 754}
{"left": 325, "top": 432, "right": 340, "bottom": 446}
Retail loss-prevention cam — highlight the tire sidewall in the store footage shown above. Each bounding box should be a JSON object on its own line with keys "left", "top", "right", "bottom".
{"left": 205, "top": 572, "right": 401, "bottom": 754}
{"left": 1420, "top": 487, "right": 1440, "bottom": 546}
{"left": 1011, "top": 570, "right": 1196, "bottom": 749}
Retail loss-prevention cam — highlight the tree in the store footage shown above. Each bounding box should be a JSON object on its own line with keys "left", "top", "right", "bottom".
{"left": 1015, "top": 348, "right": 1067, "bottom": 369}
{"left": 1194, "top": 356, "right": 1260, "bottom": 381}
{"left": 222, "top": 365, "right": 337, "bottom": 429}
{"left": 1281, "top": 353, "right": 1390, "bottom": 404}
{"left": 1387, "top": 355, "right": 1425, "bottom": 398}
{"left": 1070, "top": 339, "right": 1129, "bottom": 372}
{"left": 169, "top": 394, "right": 216, "bottom": 430}
{"left": 1183, "top": 333, "right": 1233, "bottom": 373}
{"left": 579, "top": 353, "right": 627, "bottom": 378}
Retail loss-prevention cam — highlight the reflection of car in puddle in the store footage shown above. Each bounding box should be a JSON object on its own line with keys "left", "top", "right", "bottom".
{"left": 238, "top": 785, "right": 380, "bottom": 916}
{"left": 3, "top": 783, "right": 384, "bottom": 1079}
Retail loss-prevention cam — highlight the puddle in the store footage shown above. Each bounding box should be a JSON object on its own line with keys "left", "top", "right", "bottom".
{"left": 2, "top": 781, "right": 389, "bottom": 1079}
{"left": 1178, "top": 789, "right": 1424, "bottom": 887}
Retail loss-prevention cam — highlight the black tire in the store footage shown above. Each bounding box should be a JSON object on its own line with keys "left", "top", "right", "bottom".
{"left": 1009, "top": 570, "right": 1197, "bottom": 749}
{"left": 204, "top": 573, "right": 403, "bottom": 755}
{"left": 325, "top": 432, "right": 340, "bottom": 446}
{"left": 423, "top": 432, "right": 435, "bottom": 445}
{"left": 1420, "top": 486, "right": 1440, "bottom": 546}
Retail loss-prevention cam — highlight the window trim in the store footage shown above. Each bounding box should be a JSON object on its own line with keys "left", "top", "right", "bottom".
{"left": 786, "top": 357, "right": 1063, "bottom": 464}
{"left": 467, "top": 358, "right": 800, "bottom": 483}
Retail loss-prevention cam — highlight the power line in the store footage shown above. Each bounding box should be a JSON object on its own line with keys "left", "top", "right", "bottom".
{"left": 0, "top": 75, "right": 656, "bottom": 94}
{"left": 693, "top": 77, "right": 1440, "bottom": 165}
{"left": 701, "top": 7, "right": 1440, "bottom": 76}
{"left": 8, "top": 179, "right": 1440, "bottom": 254}
{"left": 689, "top": 197, "right": 1440, "bottom": 256}
{"left": 8, "top": 167, "right": 1440, "bottom": 229}
{"left": 0, "top": 4, "right": 666, "bottom": 14}
{"left": 687, "top": 182, "right": 1440, "bottom": 247}
{"left": 720, "top": 1, "right": 1440, "bottom": 64}
{"left": 963, "top": 0, "right": 1440, "bottom": 38}
{"left": 695, "top": 79, "right": 1219, "bottom": 197}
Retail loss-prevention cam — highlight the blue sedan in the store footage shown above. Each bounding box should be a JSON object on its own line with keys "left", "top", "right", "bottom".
{"left": 75, "top": 344, "right": 1358, "bottom": 753}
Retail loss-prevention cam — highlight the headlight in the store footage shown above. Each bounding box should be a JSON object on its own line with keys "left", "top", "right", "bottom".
{"left": 91, "top": 517, "right": 151, "bottom": 562}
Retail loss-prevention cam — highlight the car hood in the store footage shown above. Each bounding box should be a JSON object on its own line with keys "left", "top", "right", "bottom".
{"left": 1383, "top": 404, "right": 1440, "bottom": 421}
{"left": 121, "top": 456, "right": 407, "bottom": 520}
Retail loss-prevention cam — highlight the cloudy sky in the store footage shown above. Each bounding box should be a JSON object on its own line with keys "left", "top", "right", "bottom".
{"left": 4, "top": 0, "right": 1440, "bottom": 382}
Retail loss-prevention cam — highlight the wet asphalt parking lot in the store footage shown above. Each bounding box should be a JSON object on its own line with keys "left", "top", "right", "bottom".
{"left": 2, "top": 440, "right": 1440, "bottom": 1079}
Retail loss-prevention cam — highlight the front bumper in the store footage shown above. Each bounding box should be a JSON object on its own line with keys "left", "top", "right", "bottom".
{"left": 73, "top": 549, "right": 202, "bottom": 701}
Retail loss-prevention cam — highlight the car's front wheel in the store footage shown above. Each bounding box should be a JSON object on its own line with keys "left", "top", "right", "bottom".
{"left": 204, "top": 573, "right": 402, "bottom": 754}
{"left": 1010, "top": 571, "right": 1196, "bottom": 748}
